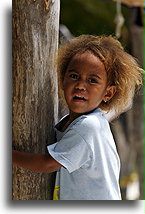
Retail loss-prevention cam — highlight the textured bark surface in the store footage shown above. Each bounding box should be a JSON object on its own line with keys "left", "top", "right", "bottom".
{"left": 12, "top": 0, "right": 60, "bottom": 200}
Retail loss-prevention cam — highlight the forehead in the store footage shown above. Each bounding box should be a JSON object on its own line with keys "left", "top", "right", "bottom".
{"left": 67, "top": 51, "right": 106, "bottom": 74}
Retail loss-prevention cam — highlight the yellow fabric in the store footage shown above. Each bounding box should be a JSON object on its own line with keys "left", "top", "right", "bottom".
{"left": 53, "top": 186, "right": 60, "bottom": 200}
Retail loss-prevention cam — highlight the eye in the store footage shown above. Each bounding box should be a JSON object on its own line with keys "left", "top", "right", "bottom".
{"left": 88, "top": 78, "right": 98, "bottom": 84}
{"left": 69, "top": 73, "right": 79, "bottom": 79}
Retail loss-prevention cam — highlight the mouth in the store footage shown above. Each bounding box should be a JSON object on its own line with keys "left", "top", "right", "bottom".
{"left": 73, "top": 95, "right": 87, "bottom": 102}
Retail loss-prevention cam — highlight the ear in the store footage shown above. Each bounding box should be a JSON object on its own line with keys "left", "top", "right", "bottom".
{"left": 103, "top": 85, "right": 116, "bottom": 103}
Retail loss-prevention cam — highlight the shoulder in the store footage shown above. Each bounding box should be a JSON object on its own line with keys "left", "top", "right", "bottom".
{"left": 72, "top": 109, "right": 108, "bottom": 136}
{"left": 76, "top": 109, "right": 107, "bottom": 128}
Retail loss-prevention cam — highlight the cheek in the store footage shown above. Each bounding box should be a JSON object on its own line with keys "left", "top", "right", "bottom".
{"left": 62, "top": 80, "right": 68, "bottom": 91}
{"left": 63, "top": 78, "right": 74, "bottom": 90}
{"left": 90, "top": 88, "right": 106, "bottom": 100}
{"left": 63, "top": 83, "right": 71, "bottom": 98}
{"left": 62, "top": 82, "right": 68, "bottom": 92}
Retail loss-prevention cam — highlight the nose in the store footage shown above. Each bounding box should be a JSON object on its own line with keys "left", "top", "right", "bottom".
{"left": 75, "top": 79, "right": 86, "bottom": 92}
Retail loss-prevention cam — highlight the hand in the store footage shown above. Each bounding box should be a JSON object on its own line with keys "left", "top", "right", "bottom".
{"left": 12, "top": 150, "right": 61, "bottom": 173}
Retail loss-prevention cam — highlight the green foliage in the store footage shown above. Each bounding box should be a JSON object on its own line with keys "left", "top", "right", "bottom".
{"left": 60, "top": 0, "right": 128, "bottom": 36}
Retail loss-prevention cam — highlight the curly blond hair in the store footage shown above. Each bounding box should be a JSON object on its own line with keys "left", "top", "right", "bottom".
{"left": 57, "top": 35, "right": 143, "bottom": 117}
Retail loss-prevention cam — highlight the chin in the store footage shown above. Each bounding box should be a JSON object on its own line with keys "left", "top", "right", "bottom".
{"left": 70, "top": 107, "right": 98, "bottom": 115}
{"left": 70, "top": 108, "right": 86, "bottom": 114}
{"left": 70, "top": 107, "right": 92, "bottom": 114}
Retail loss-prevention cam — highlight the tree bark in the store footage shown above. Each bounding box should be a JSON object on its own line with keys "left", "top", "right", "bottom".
{"left": 12, "top": 0, "right": 60, "bottom": 200}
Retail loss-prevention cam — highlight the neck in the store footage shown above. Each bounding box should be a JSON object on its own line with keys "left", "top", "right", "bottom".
{"left": 69, "top": 108, "right": 97, "bottom": 122}
{"left": 68, "top": 111, "right": 82, "bottom": 123}
{"left": 58, "top": 113, "right": 80, "bottom": 132}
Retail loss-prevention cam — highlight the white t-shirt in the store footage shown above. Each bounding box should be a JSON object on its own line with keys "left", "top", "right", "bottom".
{"left": 47, "top": 108, "right": 121, "bottom": 200}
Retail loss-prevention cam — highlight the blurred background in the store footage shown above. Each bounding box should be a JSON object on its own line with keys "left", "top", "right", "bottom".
{"left": 58, "top": 0, "right": 144, "bottom": 200}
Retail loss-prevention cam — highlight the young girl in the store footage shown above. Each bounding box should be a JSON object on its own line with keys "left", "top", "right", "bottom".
{"left": 13, "top": 35, "right": 143, "bottom": 200}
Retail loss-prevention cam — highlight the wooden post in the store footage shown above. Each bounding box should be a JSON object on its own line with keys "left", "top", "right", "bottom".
{"left": 12, "top": 0, "right": 60, "bottom": 200}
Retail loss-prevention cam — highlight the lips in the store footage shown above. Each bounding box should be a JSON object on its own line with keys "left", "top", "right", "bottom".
{"left": 73, "top": 95, "right": 87, "bottom": 102}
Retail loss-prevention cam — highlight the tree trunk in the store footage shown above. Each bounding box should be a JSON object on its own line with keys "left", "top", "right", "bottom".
{"left": 12, "top": 0, "right": 60, "bottom": 200}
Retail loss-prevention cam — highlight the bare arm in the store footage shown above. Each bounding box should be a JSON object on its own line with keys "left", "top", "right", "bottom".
{"left": 12, "top": 150, "right": 62, "bottom": 173}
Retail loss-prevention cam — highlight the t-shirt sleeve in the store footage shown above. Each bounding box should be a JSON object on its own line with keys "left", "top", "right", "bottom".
{"left": 47, "top": 128, "right": 92, "bottom": 173}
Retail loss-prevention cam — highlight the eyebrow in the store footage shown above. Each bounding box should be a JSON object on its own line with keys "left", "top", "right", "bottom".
{"left": 67, "top": 69, "right": 102, "bottom": 79}
{"left": 89, "top": 74, "right": 102, "bottom": 79}
{"left": 67, "top": 69, "right": 78, "bottom": 73}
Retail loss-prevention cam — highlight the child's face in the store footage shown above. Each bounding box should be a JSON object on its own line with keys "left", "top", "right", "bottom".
{"left": 62, "top": 51, "right": 115, "bottom": 116}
